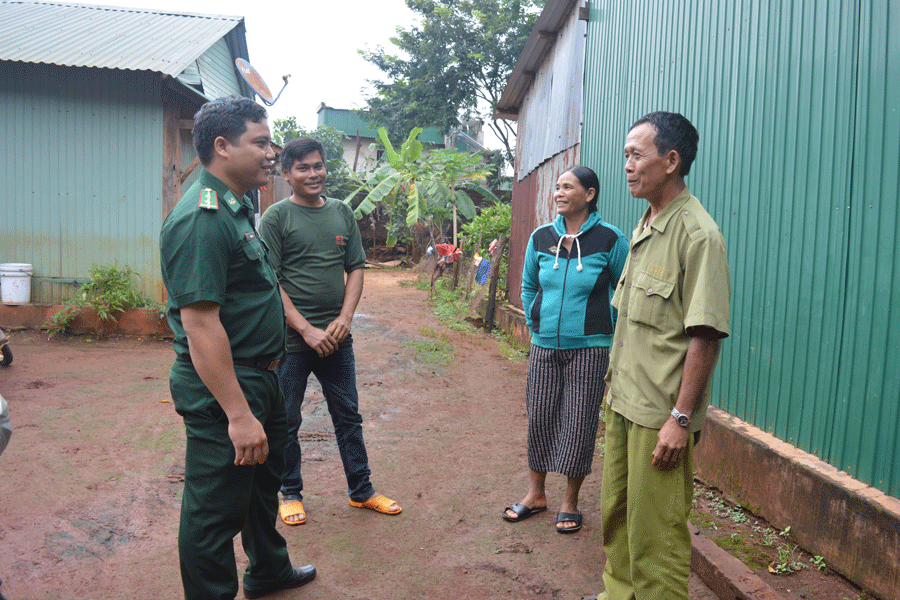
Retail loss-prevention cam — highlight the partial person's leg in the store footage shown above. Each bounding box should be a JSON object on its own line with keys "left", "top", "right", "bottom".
{"left": 627, "top": 420, "right": 695, "bottom": 600}
{"left": 314, "top": 346, "right": 376, "bottom": 502}
{"left": 556, "top": 347, "right": 606, "bottom": 528}
{"left": 277, "top": 353, "right": 313, "bottom": 501}
{"left": 241, "top": 368, "right": 296, "bottom": 589}
{"left": 171, "top": 362, "right": 286, "bottom": 600}
{"left": 601, "top": 404, "right": 633, "bottom": 599}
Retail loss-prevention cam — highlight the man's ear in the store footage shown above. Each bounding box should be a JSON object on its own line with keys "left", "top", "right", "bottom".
{"left": 212, "top": 135, "right": 231, "bottom": 161}
{"left": 281, "top": 167, "right": 290, "bottom": 181}
{"left": 666, "top": 149, "right": 681, "bottom": 176}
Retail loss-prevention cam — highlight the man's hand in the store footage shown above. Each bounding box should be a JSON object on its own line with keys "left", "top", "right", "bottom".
{"left": 325, "top": 315, "right": 352, "bottom": 344}
{"left": 302, "top": 326, "right": 338, "bottom": 357}
{"left": 228, "top": 412, "right": 269, "bottom": 466}
{"left": 652, "top": 417, "right": 690, "bottom": 470}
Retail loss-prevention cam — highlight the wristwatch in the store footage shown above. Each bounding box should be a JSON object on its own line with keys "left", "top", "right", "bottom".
{"left": 671, "top": 407, "right": 691, "bottom": 428}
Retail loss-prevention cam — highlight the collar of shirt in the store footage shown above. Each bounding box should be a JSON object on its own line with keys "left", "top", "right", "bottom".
{"left": 635, "top": 187, "right": 693, "bottom": 241}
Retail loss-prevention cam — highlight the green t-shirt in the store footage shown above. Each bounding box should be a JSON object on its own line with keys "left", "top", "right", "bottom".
{"left": 258, "top": 197, "right": 366, "bottom": 353}
{"left": 159, "top": 170, "right": 286, "bottom": 360}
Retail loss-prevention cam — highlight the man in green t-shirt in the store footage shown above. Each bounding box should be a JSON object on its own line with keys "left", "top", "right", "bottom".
{"left": 259, "top": 138, "right": 401, "bottom": 526}
{"left": 159, "top": 96, "right": 315, "bottom": 600}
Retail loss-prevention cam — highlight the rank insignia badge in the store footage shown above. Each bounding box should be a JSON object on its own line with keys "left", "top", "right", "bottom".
{"left": 198, "top": 188, "right": 219, "bottom": 210}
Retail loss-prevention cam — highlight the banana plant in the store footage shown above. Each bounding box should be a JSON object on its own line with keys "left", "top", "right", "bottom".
{"left": 343, "top": 126, "right": 500, "bottom": 248}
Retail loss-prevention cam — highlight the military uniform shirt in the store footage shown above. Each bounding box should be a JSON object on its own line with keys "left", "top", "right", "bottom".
{"left": 604, "top": 187, "right": 731, "bottom": 432}
{"left": 160, "top": 170, "right": 286, "bottom": 360}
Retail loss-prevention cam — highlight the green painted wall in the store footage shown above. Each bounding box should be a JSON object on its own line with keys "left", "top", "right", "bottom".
{"left": 0, "top": 61, "right": 164, "bottom": 304}
{"left": 581, "top": 0, "right": 899, "bottom": 497}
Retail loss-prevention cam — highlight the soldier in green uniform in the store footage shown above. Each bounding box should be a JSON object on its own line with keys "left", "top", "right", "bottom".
{"left": 159, "top": 96, "right": 316, "bottom": 600}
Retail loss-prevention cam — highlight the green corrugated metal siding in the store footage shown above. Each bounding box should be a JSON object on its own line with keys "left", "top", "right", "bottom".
{"left": 196, "top": 37, "right": 243, "bottom": 99}
{"left": 0, "top": 61, "right": 164, "bottom": 303}
{"left": 581, "top": 0, "right": 899, "bottom": 496}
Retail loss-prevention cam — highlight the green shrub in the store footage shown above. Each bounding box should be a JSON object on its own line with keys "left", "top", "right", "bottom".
{"left": 45, "top": 264, "right": 160, "bottom": 338}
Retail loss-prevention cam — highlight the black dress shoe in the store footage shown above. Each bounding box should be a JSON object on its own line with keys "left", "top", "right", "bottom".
{"left": 244, "top": 565, "right": 317, "bottom": 599}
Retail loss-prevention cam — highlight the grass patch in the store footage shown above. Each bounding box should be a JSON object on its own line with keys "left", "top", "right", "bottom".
{"left": 713, "top": 532, "right": 772, "bottom": 570}
{"left": 401, "top": 339, "right": 453, "bottom": 366}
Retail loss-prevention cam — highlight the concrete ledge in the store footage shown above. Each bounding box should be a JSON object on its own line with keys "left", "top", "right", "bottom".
{"left": 690, "top": 522, "right": 782, "bottom": 600}
{"left": 695, "top": 408, "right": 900, "bottom": 600}
{"left": 0, "top": 304, "right": 172, "bottom": 338}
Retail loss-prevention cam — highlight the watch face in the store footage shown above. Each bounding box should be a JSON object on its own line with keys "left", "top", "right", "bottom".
{"left": 676, "top": 415, "right": 690, "bottom": 427}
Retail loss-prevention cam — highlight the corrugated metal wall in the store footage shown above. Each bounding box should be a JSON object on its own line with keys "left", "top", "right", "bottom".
{"left": 508, "top": 6, "right": 587, "bottom": 309}
{"left": 515, "top": 10, "right": 585, "bottom": 180}
{"left": 196, "top": 37, "right": 242, "bottom": 100}
{"left": 0, "top": 61, "right": 164, "bottom": 303}
{"left": 580, "top": 0, "right": 899, "bottom": 497}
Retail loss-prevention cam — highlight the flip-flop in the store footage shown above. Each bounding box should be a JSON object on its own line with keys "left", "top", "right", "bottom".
{"left": 349, "top": 494, "right": 402, "bottom": 515}
{"left": 502, "top": 503, "right": 547, "bottom": 522}
{"left": 556, "top": 510, "right": 582, "bottom": 533}
{"left": 279, "top": 499, "right": 306, "bottom": 525}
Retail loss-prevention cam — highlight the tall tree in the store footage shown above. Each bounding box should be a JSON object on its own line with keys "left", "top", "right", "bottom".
{"left": 360, "top": 0, "right": 542, "bottom": 165}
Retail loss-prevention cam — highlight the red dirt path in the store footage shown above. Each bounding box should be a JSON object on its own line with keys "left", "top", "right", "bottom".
{"left": 0, "top": 269, "right": 721, "bottom": 600}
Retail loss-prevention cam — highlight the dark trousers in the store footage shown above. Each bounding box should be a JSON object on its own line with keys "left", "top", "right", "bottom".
{"left": 170, "top": 361, "right": 292, "bottom": 600}
{"left": 278, "top": 346, "right": 375, "bottom": 502}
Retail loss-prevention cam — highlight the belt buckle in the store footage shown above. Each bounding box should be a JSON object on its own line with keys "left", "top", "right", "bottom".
{"left": 265, "top": 359, "right": 280, "bottom": 371}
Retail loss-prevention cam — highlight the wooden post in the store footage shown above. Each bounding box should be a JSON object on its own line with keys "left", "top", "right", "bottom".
{"left": 483, "top": 234, "right": 508, "bottom": 332}
{"left": 450, "top": 236, "right": 464, "bottom": 291}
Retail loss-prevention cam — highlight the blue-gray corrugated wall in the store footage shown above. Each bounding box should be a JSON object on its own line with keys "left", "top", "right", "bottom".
{"left": 0, "top": 61, "right": 164, "bottom": 303}
{"left": 580, "top": 0, "right": 899, "bottom": 497}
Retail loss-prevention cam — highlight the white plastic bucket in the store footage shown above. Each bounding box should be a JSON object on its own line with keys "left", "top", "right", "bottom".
{"left": 0, "top": 263, "right": 33, "bottom": 304}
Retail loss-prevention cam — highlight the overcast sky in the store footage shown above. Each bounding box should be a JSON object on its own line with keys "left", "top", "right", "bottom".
{"left": 110, "top": 0, "right": 417, "bottom": 128}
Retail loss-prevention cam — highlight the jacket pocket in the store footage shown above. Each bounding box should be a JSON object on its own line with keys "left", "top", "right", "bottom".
{"left": 628, "top": 271, "right": 675, "bottom": 331}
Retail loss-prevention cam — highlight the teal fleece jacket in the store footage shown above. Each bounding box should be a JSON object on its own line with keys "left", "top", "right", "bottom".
{"left": 521, "top": 212, "right": 629, "bottom": 349}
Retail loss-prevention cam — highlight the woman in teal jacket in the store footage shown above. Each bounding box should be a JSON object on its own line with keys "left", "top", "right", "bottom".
{"left": 503, "top": 165, "right": 628, "bottom": 533}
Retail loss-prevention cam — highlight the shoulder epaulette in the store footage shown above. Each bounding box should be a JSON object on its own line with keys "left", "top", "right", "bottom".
{"left": 198, "top": 188, "right": 219, "bottom": 210}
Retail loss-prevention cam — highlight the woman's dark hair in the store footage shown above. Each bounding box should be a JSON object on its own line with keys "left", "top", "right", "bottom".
{"left": 564, "top": 165, "right": 600, "bottom": 212}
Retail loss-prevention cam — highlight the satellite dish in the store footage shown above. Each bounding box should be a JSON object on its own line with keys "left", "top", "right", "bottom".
{"left": 235, "top": 58, "right": 290, "bottom": 106}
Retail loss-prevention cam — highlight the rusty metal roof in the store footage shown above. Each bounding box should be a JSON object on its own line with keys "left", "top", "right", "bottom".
{"left": 494, "top": 0, "right": 581, "bottom": 120}
{"left": 0, "top": 0, "right": 245, "bottom": 76}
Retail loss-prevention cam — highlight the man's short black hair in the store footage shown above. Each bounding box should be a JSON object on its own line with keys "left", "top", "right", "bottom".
{"left": 631, "top": 111, "right": 699, "bottom": 176}
{"left": 192, "top": 96, "right": 267, "bottom": 166}
{"left": 281, "top": 138, "right": 327, "bottom": 171}
{"left": 564, "top": 165, "right": 600, "bottom": 212}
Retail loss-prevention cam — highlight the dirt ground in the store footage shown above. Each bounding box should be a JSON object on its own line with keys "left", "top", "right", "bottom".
{"left": 0, "top": 269, "right": 866, "bottom": 600}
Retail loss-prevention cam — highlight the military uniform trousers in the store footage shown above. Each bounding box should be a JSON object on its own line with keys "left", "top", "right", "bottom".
{"left": 170, "top": 361, "right": 293, "bottom": 600}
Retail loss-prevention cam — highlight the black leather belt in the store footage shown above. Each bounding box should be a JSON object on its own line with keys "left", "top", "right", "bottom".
{"left": 176, "top": 354, "right": 282, "bottom": 371}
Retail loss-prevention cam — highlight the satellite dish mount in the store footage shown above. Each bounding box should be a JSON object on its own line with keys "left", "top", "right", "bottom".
{"left": 235, "top": 58, "right": 290, "bottom": 106}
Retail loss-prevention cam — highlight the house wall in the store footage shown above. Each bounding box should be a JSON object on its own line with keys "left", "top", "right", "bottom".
{"left": 196, "top": 37, "right": 244, "bottom": 100}
{"left": 0, "top": 61, "right": 165, "bottom": 304}
{"left": 507, "top": 6, "right": 586, "bottom": 308}
{"left": 581, "top": 0, "right": 899, "bottom": 501}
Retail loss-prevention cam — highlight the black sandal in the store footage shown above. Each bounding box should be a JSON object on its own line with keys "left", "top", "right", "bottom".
{"left": 502, "top": 503, "right": 547, "bottom": 522}
{"left": 556, "top": 510, "right": 582, "bottom": 533}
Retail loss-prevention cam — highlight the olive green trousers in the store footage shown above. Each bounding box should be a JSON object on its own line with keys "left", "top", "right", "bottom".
{"left": 600, "top": 403, "right": 696, "bottom": 600}
{"left": 170, "top": 362, "right": 293, "bottom": 600}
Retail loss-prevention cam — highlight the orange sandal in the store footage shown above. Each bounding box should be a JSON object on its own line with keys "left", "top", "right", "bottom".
{"left": 349, "top": 494, "right": 401, "bottom": 515}
{"left": 279, "top": 499, "right": 306, "bottom": 525}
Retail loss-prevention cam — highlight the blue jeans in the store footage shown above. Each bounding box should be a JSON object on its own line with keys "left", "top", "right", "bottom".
{"left": 277, "top": 346, "right": 375, "bottom": 503}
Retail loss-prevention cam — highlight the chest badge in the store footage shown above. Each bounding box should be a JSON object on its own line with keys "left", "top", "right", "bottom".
{"left": 198, "top": 188, "right": 219, "bottom": 210}
{"left": 335, "top": 235, "right": 346, "bottom": 246}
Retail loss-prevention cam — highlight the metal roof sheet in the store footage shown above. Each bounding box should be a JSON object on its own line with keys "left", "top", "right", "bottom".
{"left": 0, "top": 0, "right": 244, "bottom": 76}
{"left": 494, "top": 0, "right": 580, "bottom": 120}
